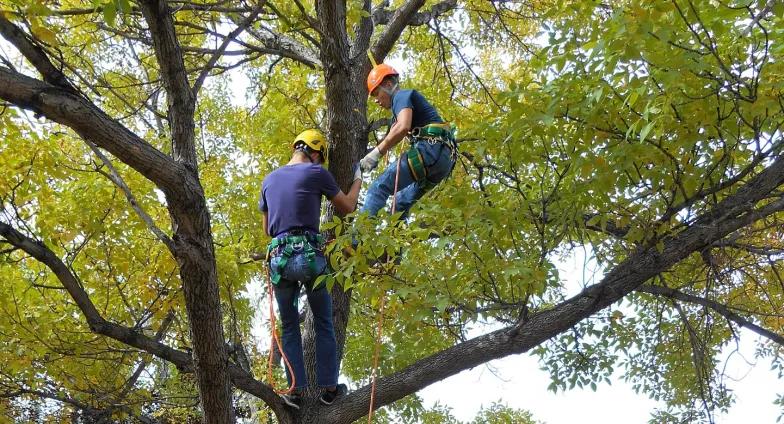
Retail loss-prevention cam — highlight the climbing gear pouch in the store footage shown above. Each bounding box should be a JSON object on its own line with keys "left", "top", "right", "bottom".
{"left": 405, "top": 121, "right": 458, "bottom": 187}
{"left": 266, "top": 231, "right": 326, "bottom": 285}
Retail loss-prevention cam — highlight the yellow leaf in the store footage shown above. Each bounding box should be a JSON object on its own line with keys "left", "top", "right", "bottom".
{"left": 30, "top": 21, "right": 58, "bottom": 45}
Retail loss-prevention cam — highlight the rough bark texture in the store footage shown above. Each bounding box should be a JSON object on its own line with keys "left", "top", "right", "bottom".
{"left": 137, "top": 1, "right": 233, "bottom": 421}
{"left": 297, "top": 3, "right": 369, "bottom": 419}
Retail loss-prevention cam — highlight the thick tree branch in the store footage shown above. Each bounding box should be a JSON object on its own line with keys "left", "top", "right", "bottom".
{"left": 371, "top": 0, "right": 457, "bottom": 27}
{"left": 136, "top": 5, "right": 236, "bottom": 424}
{"left": 371, "top": 0, "right": 426, "bottom": 64}
{"left": 326, "top": 152, "right": 784, "bottom": 422}
{"left": 0, "top": 221, "right": 191, "bottom": 367}
{"left": 367, "top": 0, "right": 458, "bottom": 64}
{"left": 637, "top": 285, "right": 784, "bottom": 346}
{"left": 0, "top": 68, "right": 186, "bottom": 197}
{"left": 0, "top": 221, "right": 287, "bottom": 414}
{"left": 0, "top": 15, "right": 78, "bottom": 93}
{"left": 317, "top": 0, "right": 350, "bottom": 68}
{"left": 246, "top": 26, "right": 321, "bottom": 68}
{"left": 350, "top": 0, "right": 374, "bottom": 60}
{"left": 139, "top": 0, "right": 197, "bottom": 166}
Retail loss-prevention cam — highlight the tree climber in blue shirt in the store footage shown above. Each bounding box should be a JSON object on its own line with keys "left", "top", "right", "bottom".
{"left": 359, "top": 63, "right": 457, "bottom": 218}
{"left": 259, "top": 129, "right": 361, "bottom": 409}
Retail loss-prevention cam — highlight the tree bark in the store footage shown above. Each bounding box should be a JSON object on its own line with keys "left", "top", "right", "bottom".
{"left": 136, "top": 1, "right": 234, "bottom": 421}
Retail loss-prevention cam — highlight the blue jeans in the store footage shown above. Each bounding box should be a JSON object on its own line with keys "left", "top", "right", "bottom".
{"left": 270, "top": 249, "right": 337, "bottom": 389}
{"left": 361, "top": 140, "right": 455, "bottom": 217}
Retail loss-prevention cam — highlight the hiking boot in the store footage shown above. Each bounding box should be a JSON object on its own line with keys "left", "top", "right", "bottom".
{"left": 319, "top": 383, "right": 347, "bottom": 405}
{"left": 281, "top": 392, "right": 302, "bottom": 409}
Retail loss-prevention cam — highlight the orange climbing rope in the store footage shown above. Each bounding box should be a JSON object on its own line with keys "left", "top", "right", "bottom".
{"left": 264, "top": 263, "right": 297, "bottom": 395}
{"left": 367, "top": 148, "right": 403, "bottom": 422}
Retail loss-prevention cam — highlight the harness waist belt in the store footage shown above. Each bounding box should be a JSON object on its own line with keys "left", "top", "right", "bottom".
{"left": 266, "top": 230, "right": 325, "bottom": 284}
{"left": 411, "top": 122, "right": 454, "bottom": 139}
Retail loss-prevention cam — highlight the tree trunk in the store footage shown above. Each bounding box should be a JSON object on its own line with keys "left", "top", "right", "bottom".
{"left": 168, "top": 192, "right": 234, "bottom": 424}
{"left": 300, "top": 0, "right": 372, "bottom": 395}
{"left": 138, "top": 0, "right": 235, "bottom": 420}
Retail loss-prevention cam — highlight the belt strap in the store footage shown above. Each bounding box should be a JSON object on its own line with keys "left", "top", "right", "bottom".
{"left": 406, "top": 146, "right": 428, "bottom": 182}
{"left": 411, "top": 122, "right": 458, "bottom": 163}
{"left": 412, "top": 122, "right": 455, "bottom": 139}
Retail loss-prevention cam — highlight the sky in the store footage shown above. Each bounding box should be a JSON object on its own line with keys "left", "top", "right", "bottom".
{"left": 418, "top": 340, "right": 781, "bottom": 424}
{"left": 234, "top": 61, "right": 783, "bottom": 424}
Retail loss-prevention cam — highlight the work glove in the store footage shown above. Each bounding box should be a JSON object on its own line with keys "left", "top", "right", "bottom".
{"left": 352, "top": 162, "right": 362, "bottom": 182}
{"left": 359, "top": 147, "right": 382, "bottom": 172}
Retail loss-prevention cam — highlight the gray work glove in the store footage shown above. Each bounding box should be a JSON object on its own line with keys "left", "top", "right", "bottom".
{"left": 359, "top": 147, "right": 382, "bottom": 172}
{"left": 352, "top": 162, "right": 362, "bottom": 182}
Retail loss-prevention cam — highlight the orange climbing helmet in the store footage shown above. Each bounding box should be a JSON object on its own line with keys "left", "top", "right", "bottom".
{"left": 366, "top": 63, "right": 398, "bottom": 94}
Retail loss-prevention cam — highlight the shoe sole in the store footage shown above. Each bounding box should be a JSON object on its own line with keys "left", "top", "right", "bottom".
{"left": 281, "top": 396, "right": 301, "bottom": 410}
{"left": 320, "top": 384, "right": 347, "bottom": 405}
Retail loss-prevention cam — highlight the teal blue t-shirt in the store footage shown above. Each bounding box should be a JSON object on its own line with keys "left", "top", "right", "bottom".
{"left": 392, "top": 89, "right": 443, "bottom": 129}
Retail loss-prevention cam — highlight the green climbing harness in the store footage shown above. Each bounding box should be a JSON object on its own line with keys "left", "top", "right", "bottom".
{"left": 266, "top": 231, "right": 326, "bottom": 284}
{"left": 406, "top": 122, "right": 458, "bottom": 187}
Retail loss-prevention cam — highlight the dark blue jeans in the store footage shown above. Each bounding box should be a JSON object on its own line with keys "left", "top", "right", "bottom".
{"left": 361, "top": 140, "right": 455, "bottom": 217}
{"left": 270, "top": 248, "right": 337, "bottom": 389}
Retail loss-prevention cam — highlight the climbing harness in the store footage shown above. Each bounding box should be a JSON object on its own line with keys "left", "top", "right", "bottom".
{"left": 264, "top": 229, "right": 327, "bottom": 395}
{"left": 266, "top": 230, "right": 326, "bottom": 285}
{"left": 405, "top": 122, "right": 458, "bottom": 186}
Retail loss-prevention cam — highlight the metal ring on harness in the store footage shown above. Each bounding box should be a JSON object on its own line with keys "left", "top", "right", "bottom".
{"left": 410, "top": 123, "right": 458, "bottom": 157}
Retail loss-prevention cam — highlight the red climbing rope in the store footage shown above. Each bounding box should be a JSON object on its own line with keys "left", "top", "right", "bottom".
{"left": 367, "top": 148, "right": 403, "bottom": 422}
{"left": 265, "top": 263, "right": 297, "bottom": 395}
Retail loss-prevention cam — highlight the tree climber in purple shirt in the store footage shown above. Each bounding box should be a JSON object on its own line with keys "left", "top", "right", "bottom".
{"left": 258, "top": 129, "right": 361, "bottom": 409}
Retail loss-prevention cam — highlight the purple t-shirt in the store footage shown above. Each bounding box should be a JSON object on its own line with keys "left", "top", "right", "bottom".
{"left": 258, "top": 163, "right": 340, "bottom": 237}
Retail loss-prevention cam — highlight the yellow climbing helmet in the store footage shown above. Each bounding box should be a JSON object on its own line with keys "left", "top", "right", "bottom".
{"left": 293, "top": 129, "right": 328, "bottom": 159}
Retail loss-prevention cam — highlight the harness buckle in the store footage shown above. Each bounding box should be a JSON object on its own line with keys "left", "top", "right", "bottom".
{"left": 290, "top": 239, "right": 306, "bottom": 251}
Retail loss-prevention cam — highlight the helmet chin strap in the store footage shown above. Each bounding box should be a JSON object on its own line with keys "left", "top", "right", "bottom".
{"left": 380, "top": 82, "right": 398, "bottom": 97}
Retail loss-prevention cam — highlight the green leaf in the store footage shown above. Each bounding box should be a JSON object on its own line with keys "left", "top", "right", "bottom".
{"left": 639, "top": 121, "right": 654, "bottom": 142}
{"left": 103, "top": 0, "right": 117, "bottom": 26}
